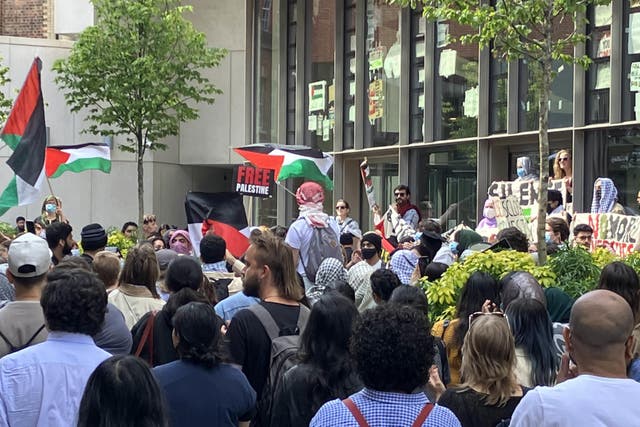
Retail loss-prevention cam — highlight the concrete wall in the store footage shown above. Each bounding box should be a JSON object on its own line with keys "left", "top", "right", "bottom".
{"left": 0, "top": 29, "right": 245, "bottom": 232}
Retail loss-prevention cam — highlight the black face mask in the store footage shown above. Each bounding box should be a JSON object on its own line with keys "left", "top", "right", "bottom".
{"left": 361, "top": 248, "right": 378, "bottom": 260}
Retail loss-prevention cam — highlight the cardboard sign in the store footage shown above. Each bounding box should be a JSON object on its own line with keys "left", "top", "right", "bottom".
{"left": 492, "top": 195, "right": 533, "bottom": 241}
{"left": 488, "top": 180, "right": 539, "bottom": 219}
{"left": 572, "top": 213, "right": 640, "bottom": 256}
{"left": 232, "top": 165, "right": 275, "bottom": 197}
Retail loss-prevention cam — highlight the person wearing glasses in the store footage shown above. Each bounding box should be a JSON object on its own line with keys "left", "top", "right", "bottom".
{"left": 335, "top": 199, "right": 362, "bottom": 251}
{"left": 142, "top": 214, "right": 159, "bottom": 238}
{"left": 552, "top": 149, "right": 573, "bottom": 199}
{"left": 438, "top": 312, "right": 528, "bottom": 427}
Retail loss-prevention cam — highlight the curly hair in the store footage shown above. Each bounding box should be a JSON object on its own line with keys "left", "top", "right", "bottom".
{"left": 370, "top": 269, "right": 401, "bottom": 302}
{"left": 173, "top": 302, "right": 224, "bottom": 369}
{"left": 496, "top": 227, "right": 529, "bottom": 253}
{"left": 351, "top": 303, "right": 434, "bottom": 393}
{"left": 78, "top": 355, "right": 168, "bottom": 427}
{"left": 42, "top": 268, "right": 107, "bottom": 335}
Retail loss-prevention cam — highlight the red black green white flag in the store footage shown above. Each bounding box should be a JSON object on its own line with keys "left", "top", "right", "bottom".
{"left": 0, "top": 58, "right": 47, "bottom": 215}
{"left": 45, "top": 143, "right": 111, "bottom": 178}
{"left": 233, "top": 144, "right": 333, "bottom": 190}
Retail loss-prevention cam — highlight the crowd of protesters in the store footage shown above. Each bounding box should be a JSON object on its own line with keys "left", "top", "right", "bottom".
{"left": 0, "top": 170, "right": 639, "bottom": 427}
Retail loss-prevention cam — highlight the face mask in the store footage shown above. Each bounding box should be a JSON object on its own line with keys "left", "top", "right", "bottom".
{"left": 71, "top": 249, "right": 81, "bottom": 257}
{"left": 595, "top": 189, "right": 602, "bottom": 199}
{"left": 39, "top": 230, "right": 46, "bottom": 239}
{"left": 483, "top": 208, "right": 496, "bottom": 219}
{"left": 45, "top": 203, "right": 57, "bottom": 213}
{"left": 517, "top": 168, "right": 526, "bottom": 178}
{"left": 545, "top": 232, "right": 552, "bottom": 243}
{"left": 171, "top": 241, "right": 191, "bottom": 255}
{"left": 449, "top": 241, "right": 459, "bottom": 254}
{"left": 361, "top": 248, "right": 378, "bottom": 260}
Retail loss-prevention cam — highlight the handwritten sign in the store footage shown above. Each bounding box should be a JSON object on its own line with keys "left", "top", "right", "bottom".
{"left": 492, "top": 195, "right": 533, "bottom": 241}
{"left": 572, "top": 213, "right": 640, "bottom": 256}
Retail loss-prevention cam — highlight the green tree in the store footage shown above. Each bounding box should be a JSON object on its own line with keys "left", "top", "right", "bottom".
{"left": 389, "top": 0, "right": 609, "bottom": 264}
{"left": 0, "top": 58, "right": 12, "bottom": 125}
{"left": 53, "top": 0, "right": 226, "bottom": 231}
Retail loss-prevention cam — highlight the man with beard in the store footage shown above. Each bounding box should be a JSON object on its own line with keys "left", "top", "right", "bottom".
{"left": 391, "top": 184, "right": 421, "bottom": 229}
{"left": 46, "top": 222, "right": 75, "bottom": 265}
{"left": 226, "top": 233, "right": 308, "bottom": 422}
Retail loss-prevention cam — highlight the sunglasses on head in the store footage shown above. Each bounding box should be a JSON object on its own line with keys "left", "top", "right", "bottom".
{"left": 468, "top": 311, "right": 507, "bottom": 328}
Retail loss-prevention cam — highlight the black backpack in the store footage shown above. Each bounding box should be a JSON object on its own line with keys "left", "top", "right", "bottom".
{"left": 248, "top": 303, "right": 310, "bottom": 426}
{"left": 0, "top": 324, "right": 45, "bottom": 354}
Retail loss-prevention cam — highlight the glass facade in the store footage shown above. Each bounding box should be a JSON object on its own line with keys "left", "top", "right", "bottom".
{"left": 250, "top": 1, "right": 640, "bottom": 225}
{"left": 305, "top": 0, "right": 335, "bottom": 151}
{"left": 364, "top": 1, "right": 401, "bottom": 147}
{"left": 433, "top": 21, "right": 478, "bottom": 140}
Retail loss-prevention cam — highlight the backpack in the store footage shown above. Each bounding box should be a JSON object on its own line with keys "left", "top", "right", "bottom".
{"left": 248, "top": 303, "right": 310, "bottom": 427}
{"left": 297, "top": 219, "right": 342, "bottom": 282}
{"left": 0, "top": 324, "right": 45, "bottom": 354}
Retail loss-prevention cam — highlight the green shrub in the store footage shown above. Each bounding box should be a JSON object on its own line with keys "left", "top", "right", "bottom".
{"left": 419, "top": 249, "right": 555, "bottom": 321}
{"left": 547, "top": 245, "right": 601, "bottom": 299}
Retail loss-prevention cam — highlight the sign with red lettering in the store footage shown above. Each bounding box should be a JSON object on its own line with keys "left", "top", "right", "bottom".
{"left": 233, "top": 165, "right": 275, "bottom": 197}
{"left": 572, "top": 213, "right": 640, "bottom": 256}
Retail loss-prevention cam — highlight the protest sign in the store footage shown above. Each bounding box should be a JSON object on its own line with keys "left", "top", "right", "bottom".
{"left": 232, "top": 165, "right": 275, "bottom": 197}
{"left": 572, "top": 213, "right": 640, "bottom": 256}
{"left": 491, "top": 195, "right": 533, "bottom": 241}
{"left": 488, "top": 180, "right": 539, "bottom": 219}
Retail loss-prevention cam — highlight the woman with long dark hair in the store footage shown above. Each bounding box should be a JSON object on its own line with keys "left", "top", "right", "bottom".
{"left": 432, "top": 271, "right": 500, "bottom": 385}
{"left": 506, "top": 298, "right": 559, "bottom": 387}
{"left": 271, "top": 293, "right": 362, "bottom": 426}
{"left": 153, "top": 302, "right": 256, "bottom": 426}
{"left": 78, "top": 355, "right": 168, "bottom": 427}
{"left": 438, "top": 314, "right": 527, "bottom": 427}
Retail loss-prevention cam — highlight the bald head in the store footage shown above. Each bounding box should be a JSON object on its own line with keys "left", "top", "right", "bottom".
{"left": 570, "top": 290, "right": 634, "bottom": 349}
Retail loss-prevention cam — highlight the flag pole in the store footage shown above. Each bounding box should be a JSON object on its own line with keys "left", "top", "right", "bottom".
{"left": 276, "top": 181, "right": 296, "bottom": 197}
{"left": 45, "top": 175, "right": 56, "bottom": 199}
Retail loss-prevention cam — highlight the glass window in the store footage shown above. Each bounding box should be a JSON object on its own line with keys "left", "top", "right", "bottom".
{"left": 490, "top": 53, "right": 507, "bottom": 134}
{"left": 305, "top": 0, "right": 335, "bottom": 151}
{"left": 586, "top": 4, "right": 611, "bottom": 124}
{"left": 364, "top": 0, "right": 401, "bottom": 148}
{"left": 518, "top": 17, "right": 574, "bottom": 131}
{"left": 585, "top": 128, "right": 640, "bottom": 213}
{"left": 622, "top": 3, "right": 640, "bottom": 122}
{"left": 433, "top": 21, "right": 478, "bottom": 140}
{"left": 343, "top": 0, "right": 356, "bottom": 149}
{"left": 412, "top": 144, "right": 477, "bottom": 229}
{"left": 410, "top": 9, "right": 426, "bottom": 143}
{"left": 286, "top": 0, "right": 297, "bottom": 145}
{"left": 254, "top": 0, "right": 281, "bottom": 143}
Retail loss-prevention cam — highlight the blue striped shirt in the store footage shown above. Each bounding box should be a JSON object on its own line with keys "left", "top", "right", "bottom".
{"left": 311, "top": 388, "right": 461, "bottom": 427}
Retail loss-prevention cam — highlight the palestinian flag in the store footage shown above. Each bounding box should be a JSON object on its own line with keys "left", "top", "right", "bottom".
{"left": 0, "top": 58, "right": 46, "bottom": 215}
{"left": 46, "top": 143, "right": 111, "bottom": 178}
{"left": 233, "top": 144, "right": 333, "bottom": 190}
{"left": 185, "top": 192, "right": 250, "bottom": 258}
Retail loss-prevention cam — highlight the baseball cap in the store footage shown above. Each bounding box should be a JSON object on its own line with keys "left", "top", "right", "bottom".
{"left": 8, "top": 233, "right": 51, "bottom": 277}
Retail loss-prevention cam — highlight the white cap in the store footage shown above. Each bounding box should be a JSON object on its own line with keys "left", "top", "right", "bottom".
{"left": 8, "top": 233, "right": 51, "bottom": 277}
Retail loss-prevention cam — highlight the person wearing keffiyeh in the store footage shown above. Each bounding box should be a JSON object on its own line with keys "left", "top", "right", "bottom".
{"left": 591, "top": 177, "right": 625, "bottom": 214}
{"left": 389, "top": 249, "right": 418, "bottom": 286}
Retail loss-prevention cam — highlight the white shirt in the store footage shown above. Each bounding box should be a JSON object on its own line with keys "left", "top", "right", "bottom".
{"left": 511, "top": 374, "right": 640, "bottom": 426}
{"left": 285, "top": 217, "right": 340, "bottom": 278}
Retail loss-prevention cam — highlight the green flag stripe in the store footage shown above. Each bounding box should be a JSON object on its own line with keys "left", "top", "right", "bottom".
{"left": 0, "top": 176, "right": 19, "bottom": 212}
{"left": 1, "top": 134, "right": 22, "bottom": 151}
{"left": 278, "top": 159, "right": 333, "bottom": 190}
{"left": 49, "top": 158, "right": 111, "bottom": 178}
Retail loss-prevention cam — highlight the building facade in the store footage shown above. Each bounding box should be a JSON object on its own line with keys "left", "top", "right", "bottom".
{"left": 0, "top": 1, "right": 639, "bottom": 232}
{"left": 250, "top": 0, "right": 640, "bottom": 232}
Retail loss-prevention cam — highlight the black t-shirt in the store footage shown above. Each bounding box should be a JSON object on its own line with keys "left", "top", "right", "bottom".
{"left": 438, "top": 387, "right": 528, "bottom": 427}
{"left": 227, "top": 301, "right": 301, "bottom": 400}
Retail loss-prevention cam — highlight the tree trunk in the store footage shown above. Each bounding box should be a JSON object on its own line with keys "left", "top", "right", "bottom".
{"left": 137, "top": 134, "right": 145, "bottom": 242}
{"left": 537, "top": 59, "right": 552, "bottom": 266}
